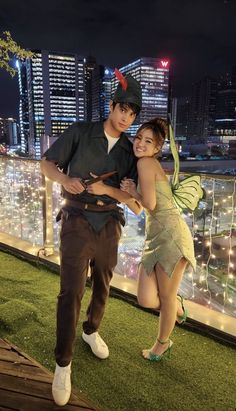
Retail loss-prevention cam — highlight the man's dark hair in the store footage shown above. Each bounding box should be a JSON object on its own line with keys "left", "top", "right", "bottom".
{"left": 112, "top": 101, "right": 140, "bottom": 116}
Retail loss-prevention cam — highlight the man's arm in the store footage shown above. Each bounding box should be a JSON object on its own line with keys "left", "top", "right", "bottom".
{"left": 40, "top": 159, "right": 85, "bottom": 195}
{"left": 86, "top": 178, "right": 142, "bottom": 215}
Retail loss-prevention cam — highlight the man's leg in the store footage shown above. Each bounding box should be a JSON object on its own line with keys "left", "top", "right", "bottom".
{"left": 55, "top": 215, "right": 95, "bottom": 366}
{"left": 83, "top": 218, "right": 121, "bottom": 334}
{"left": 53, "top": 214, "right": 96, "bottom": 405}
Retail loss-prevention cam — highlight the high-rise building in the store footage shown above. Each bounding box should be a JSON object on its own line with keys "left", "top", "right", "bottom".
{"left": 111, "top": 57, "right": 170, "bottom": 136}
{"left": 91, "top": 66, "right": 113, "bottom": 122}
{"left": 84, "top": 55, "right": 97, "bottom": 121}
{"left": 214, "top": 66, "right": 236, "bottom": 143}
{"left": 175, "top": 97, "right": 190, "bottom": 141}
{"left": 170, "top": 97, "right": 177, "bottom": 137}
{"left": 188, "top": 76, "right": 217, "bottom": 143}
{"left": 17, "top": 50, "right": 86, "bottom": 158}
{"left": 0, "top": 117, "right": 19, "bottom": 146}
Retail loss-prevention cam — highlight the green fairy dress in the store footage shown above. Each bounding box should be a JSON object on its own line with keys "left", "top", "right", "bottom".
{"left": 141, "top": 180, "right": 196, "bottom": 277}
{"left": 140, "top": 125, "right": 203, "bottom": 277}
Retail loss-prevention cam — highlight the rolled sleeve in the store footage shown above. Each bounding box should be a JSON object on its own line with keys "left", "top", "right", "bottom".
{"left": 42, "top": 122, "right": 80, "bottom": 169}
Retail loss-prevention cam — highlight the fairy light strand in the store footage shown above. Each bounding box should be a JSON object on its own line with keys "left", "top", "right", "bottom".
{"left": 0, "top": 157, "right": 44, "bottom": 246}
{"left": 224, "top": 179, "right": 236, "bottom": 309}
{"left": 204, "top": 178, "right": 215, "bottom": 305}
{"left": 189, "top": 209, "right": 196, "bottom": 298}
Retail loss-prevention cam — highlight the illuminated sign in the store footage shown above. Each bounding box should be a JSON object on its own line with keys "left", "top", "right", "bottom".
{"left": 161, "top": 60, "right": 169, "bottom": 68}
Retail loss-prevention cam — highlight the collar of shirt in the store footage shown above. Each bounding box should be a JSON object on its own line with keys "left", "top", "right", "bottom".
{"left": 91, "top": 121, "right": 133, "bottom": 153}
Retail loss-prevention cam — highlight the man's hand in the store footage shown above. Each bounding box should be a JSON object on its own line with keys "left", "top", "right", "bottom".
{"left": 40, "top": 159, "right": 85, "bottom": 194}
{"left": 86, "top": 173, "right": 108, "bottom": 195}
{"left": 62, "top": 175, "right": 86, "bottom": 194}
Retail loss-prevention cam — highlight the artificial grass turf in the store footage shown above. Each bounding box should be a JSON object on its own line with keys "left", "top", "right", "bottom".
{"left": 0, "top": 250, "right": 235, "bottom": 411}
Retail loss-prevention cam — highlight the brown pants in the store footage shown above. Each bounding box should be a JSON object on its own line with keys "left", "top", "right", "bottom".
{"left": 55, "top": 214, "right": 121, "bottom": 366}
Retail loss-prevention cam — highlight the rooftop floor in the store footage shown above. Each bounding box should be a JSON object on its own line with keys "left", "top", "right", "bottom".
{"left": 0, "top": 338, "right": 100, "bottom": 410}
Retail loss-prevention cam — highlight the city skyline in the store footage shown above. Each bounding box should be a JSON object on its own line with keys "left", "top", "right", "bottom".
{"left": 16, "top": 54, "right": 170, "bottom": 157}
{"left": 0, "top": 0, "right": 236, "bottom": 118}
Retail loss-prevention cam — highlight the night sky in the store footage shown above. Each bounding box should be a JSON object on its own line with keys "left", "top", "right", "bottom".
{"left": 0, "top": 0, "right": 235, "bottom": 118}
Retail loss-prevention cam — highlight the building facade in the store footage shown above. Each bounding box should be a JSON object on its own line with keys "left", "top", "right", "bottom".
{"left": 187, "top": 76, "right": 217, "bottom": 143}
{"left": 175, "top": 97, "right": 190, "bottom": 141}
{"left": 214, "top": 66, "right": 236, "bottom": 143}
{"left": 84, "top": 55, "right": 97, "bottom": 121}
{"left": 0, "top": 117, "right": 19, "bottom": 147}
{"left": 17, "top": 50, "right": 86, "bottom": 158}
{"left": 91, "top": 66, "right": 113, "bottom": 122}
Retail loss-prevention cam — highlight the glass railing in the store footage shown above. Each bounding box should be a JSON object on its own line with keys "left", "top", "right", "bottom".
{"left": 0, "top": 156, "right": 44, "bottom": 246}
{"left": 0, "top": 155, "right": 235, "bottom": 325}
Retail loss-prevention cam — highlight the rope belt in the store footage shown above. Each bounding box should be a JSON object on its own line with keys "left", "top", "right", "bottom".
{"left": 65, "top": 199, "right": 123, "bottom": 213}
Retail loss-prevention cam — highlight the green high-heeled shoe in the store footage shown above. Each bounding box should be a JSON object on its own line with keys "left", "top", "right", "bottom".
{"left": 177, "top": 294, "right": 188, "bottom": 324}
{"left": 144, "top": 338, "right": 173, "bottom": 362}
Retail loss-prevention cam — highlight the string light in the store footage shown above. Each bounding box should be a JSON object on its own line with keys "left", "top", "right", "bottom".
{"left": 203, "top": 178, "right": 215, "bottom": 305}
{"left": 190, "top": 175, "right": 236, "bottom": 314}
{"left": 0, "top": 157, "right": 43, "bottom": 246}
{"left": 224, "top": 179, "right": 236, "bottom": 311}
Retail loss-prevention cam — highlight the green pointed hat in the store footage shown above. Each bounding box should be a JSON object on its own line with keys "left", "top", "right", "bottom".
{"left": 113, "top": 68, "right": 142, "bottom": 109}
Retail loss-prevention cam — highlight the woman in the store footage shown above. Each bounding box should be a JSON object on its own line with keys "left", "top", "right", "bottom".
{"left": 120, "top": 118, "right": 196, "bottom": 362}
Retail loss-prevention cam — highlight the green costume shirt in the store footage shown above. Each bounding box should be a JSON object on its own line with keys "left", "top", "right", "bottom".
{"left": 43, "top": 121, "right": 137, "bottom": 232}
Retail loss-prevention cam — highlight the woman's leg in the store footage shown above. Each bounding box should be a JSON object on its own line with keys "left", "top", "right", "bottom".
{"left": 137, "top": 264, "right": 160, "bottom": 310}
{"left": 142, "top": 258, "right": 187, "bottom": 358}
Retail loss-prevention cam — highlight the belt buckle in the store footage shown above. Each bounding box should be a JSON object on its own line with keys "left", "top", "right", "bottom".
{"left": 96, "top": 200, "right": 105, "bottom": 206}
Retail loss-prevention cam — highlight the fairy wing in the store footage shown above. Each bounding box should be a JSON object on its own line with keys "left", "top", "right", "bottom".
{"left": 172, "top": 175, "right": 204, "bottom": 212}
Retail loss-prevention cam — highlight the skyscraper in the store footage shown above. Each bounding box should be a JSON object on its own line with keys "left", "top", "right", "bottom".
{"left": 214, "top": 66, "right": 236, "bottom": 143}
{"left": 84, "top": 55, "right": 97, "bottom": 121}
{"left": 175, "top": 97, "right": 190, "bottom": 141}
{"left": 17, "top": 50, "right": 85, "bottom": 158}
{"left": 111, "top": 57, "right": 170, "bottom": 135}
{"left": 188, "top": 76, "right": 217, "bottom": 143}
{"left": 91, "top": 66, "right": 113, "bottom": 122}
{"left": 0, "top": 117, "right": 19, "bottom": 146}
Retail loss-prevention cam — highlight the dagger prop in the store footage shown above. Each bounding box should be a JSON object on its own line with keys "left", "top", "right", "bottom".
{"left": 80, "top": 171, "right": 117, "bottom": 189}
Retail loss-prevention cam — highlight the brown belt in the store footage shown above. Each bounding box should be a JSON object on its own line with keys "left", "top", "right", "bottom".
{"left": 65, "top": 199, "right": 123, "bottom": 212}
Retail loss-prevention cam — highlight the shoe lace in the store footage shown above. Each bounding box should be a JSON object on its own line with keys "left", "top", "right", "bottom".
{"left": 95, "top": 333, "right": 106, "bottom": 347}
{"left": 55, "top": 367, "right": 70, "bottom": 390}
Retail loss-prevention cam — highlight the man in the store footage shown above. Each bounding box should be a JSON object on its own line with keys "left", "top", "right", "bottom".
{"left": 40, "top": 69, "right": 142, "bottom": 406}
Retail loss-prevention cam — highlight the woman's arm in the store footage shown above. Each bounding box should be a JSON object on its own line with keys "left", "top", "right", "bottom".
{"left": 105, "top": 186, "right": 143, "bottom": 215}
{"left": 121, "top": 158, "right": 157, "bottom": 211}
{"left": 86, "top": 176, "right": 143, "bottom": 215}
{"left": 136, "top": 157, "right": 157, "bottom": 210}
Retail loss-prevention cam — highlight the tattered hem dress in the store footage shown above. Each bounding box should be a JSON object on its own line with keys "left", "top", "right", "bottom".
{"left": 140, "top": 180, "right": 196, "bottom": 277}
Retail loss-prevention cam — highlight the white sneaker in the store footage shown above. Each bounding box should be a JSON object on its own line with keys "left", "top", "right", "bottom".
{"left": 52, "top": 362, "right": 71, "bottom": 406}
{"left": 82, "top": 331, "right": 109, "bottom": 359}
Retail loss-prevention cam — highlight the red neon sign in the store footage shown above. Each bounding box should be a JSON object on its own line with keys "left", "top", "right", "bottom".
{"left": 161, "top": 60, "right": 169, "bottom": 68}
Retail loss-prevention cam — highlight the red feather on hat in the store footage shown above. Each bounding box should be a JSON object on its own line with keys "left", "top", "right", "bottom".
{"left": 114, "top": 68, "right": 128, "bottom": 91}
